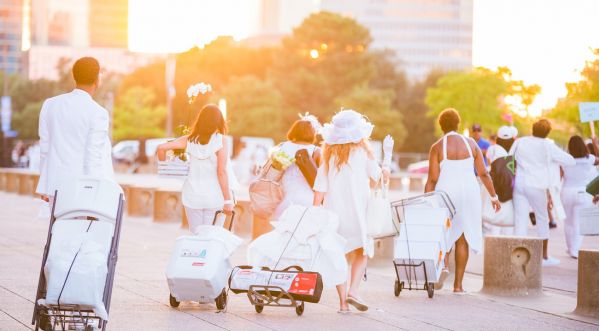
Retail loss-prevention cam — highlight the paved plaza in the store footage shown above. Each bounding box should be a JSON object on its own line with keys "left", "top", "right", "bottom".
{"left": 1, "top": 191, "right": 599, "bottom": 331}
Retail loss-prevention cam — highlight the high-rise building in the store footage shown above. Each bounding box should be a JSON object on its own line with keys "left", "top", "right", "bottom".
{"left": 260, "top": 0, "right": 319, "bottom": 35}
{"left": 321, "top": 0, "right": 473, "bottom": 80}
{"left": 89, "top": 0, "right": 128, "bottom": 48}
{"left": 0, "top": 0, "right": 23, "bottom": 73}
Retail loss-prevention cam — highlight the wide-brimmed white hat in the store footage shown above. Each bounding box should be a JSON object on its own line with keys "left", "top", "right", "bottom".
{"left": 320, "top": 109, "right": 374, "bottom": 145}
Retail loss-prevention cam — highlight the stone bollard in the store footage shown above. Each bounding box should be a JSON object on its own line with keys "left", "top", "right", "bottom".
{"left": 482, "top": 236, "right": 543, "bottom": 296}
{"left": 0, "top": 170, "right": 7, "bottom": 191}
{"left": 6, "top": 171, "right": 19, "bottom": 193}
{"left": 127, "top": 186, "right": 155, "bottom": 217}
{"left": 372, "top": 237, "right": 395, "bottom": 261}
{"left": 388, "top": 175, "right": 402, "bottom": 190}
{"left": 17, "top": 173, "right": 38, "bottom": 196}
{"left": 153, "top": 189, "right": 183, "bottom": 223}
{"left": 575, "top": 250, "right": 599, "bottom": 318}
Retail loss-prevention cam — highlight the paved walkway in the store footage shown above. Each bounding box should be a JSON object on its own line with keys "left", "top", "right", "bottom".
{"left": 1, "top": 191, "right": 598, "bottom": 330}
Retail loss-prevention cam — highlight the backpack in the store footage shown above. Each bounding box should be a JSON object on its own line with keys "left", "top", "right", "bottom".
{"left": 294, "top": 147, "right": 320, "bottom": 187}
{"left": 490, "top": 155, "right": 516, "bottom": 202}
{"left": 249, "top": 159, "right": 285, "bottom": 219}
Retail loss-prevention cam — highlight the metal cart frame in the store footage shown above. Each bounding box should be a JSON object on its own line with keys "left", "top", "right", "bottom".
{"left": 390, "top": 191, "right": 455, "bottom": 299}
{"left": 31, "top": 186, "right": 125, "bottom": 331}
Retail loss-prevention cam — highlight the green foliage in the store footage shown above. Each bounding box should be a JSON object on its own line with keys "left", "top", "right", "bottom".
{"left": 218, "top": 76, "right": 285, "bottom": 139}
{"left": 425, "top": 67, "right": 540, "bottom": 136}
{"left": 270, "top": 11, "right": 374, "bottom": 122}
{"left": 549, "top": 49, "right": 599, "bottom": 138}
{"left": 334, "top": 86, "right": 406, "bottom": 146}
{"left": 112, "top": 87, "right": 166, "bottom": 141}
{"left": 11, "top": 102, "right": 43, "bottom": 140}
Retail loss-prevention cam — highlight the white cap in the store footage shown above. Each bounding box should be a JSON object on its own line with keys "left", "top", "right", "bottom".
{"left": 497, "top": 126, "right": 518, "bottom": 139}
{"left": 320, "top": 109, "right": 374, "bottom": 145}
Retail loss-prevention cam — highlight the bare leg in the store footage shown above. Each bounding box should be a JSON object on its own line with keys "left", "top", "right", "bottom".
{"left": 453, "top": 234, "right": 469, "bottom": 292}
{"left": 542, "top": 239, "right": 548, "bottom": 259}
{"left": 336, "top": 283, "right": 349, "bottom": 310}
{"left": 347, "top": 248, "right": 368, "bottom": 298}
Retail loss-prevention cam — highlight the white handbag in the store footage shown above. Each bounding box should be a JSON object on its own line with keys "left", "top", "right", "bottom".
{"left": 366, "top": 180, "right": 396, "bottom": 239}
{"left": 481, "top": 189, "right": 514, "bottom": 227}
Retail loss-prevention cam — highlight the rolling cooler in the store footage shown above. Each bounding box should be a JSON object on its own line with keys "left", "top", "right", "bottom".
{"left": 390, "top": 191, "right": 455, "bottom": 299}
{"left": 32, "top": 178, "right": 125, "bottom": 331}
{"left": 166, "top": 211, "right": 241, "bottom": 310}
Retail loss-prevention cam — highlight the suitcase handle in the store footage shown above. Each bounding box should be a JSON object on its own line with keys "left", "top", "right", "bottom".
{"left": 282, "top": 265, "right": 304, "bottom": 272}
{"left": 213, "top": 210, "right": 236, "bottom": 231}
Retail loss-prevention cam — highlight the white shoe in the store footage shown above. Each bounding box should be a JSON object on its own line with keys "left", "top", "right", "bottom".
{"left": 542, "top": 257, "right": 560, "bottom": 266}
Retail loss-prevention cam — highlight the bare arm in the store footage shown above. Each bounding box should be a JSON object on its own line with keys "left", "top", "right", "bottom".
{"left": 424, "top": 144, "right": 440, "bottom": 193}
{"left": 592, "top": 137, "right": 599, "bottom": 165}
{"left": 156, "top": 136, "right": 188, "bottom": 161}
{"left": 216, "top": 136, "right": 233, "bottom": 213}
{"left": 471, "top": 139, "right": 501, "bottom": 211}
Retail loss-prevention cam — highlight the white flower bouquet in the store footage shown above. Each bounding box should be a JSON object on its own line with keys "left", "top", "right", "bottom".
{"left": 271, "top": 150, "right": 295, "bottom": 171}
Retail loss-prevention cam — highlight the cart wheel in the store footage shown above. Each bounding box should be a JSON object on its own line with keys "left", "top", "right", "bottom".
{"left": 295, "top": 301, "right": 305, "bottom": 316}
{"left": 394, "top": 280, "right": 402, "bottom": 297}
{"left": 215, "top": 289, "right": 227, "bottom": 310}
{"left": 169, "top": 294, "right": 180, "bottom": 308}
{"left": 254, "top": 304, "right": 264, "bottom": 313}
{"left": 37, "top": 308, "right": 52, "bottom": 331}
{"left": 427, "top": 283, "right": 434, "bottom": 298}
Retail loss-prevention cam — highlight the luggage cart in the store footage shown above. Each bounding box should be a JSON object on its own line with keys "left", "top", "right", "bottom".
{"left": 32, "top": 178, "right": 125, "bottom": 331}
{"left": 229, "top": 207, "right": 323, "bottom": 316}
{"left": 390, "top": 191, "right": 455, "bottom": 299}
{"left": 167, "top": 210, "right": 236, "bottom": 311}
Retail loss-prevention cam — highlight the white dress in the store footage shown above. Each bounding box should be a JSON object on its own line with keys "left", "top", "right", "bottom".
{"left": 272, "top": 142, "right": 317, "bottom": 220}
{"left": 182, "top": 133, "right": 226, "bottom": 233}
{"left": 435, "top": 132, "right": 483, "bottom": 253}
{"left": 313, "top": 147, "right": 382, "bottom": 256}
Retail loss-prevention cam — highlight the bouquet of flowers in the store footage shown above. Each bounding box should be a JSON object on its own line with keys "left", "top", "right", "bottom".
{"left": 187, "top": 82, "right": 212, "bottom": 104}
{"left": 271, "top": 150, "right": 295, "bottom": 171}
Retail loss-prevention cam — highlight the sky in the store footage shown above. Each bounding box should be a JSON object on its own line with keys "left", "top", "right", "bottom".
{"left": 129, "top": 0, "right": 599, "bottom": 113}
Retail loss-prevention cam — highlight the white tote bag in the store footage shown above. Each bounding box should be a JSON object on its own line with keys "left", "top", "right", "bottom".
{"left": 366, "top": 180, "right": 396, "bottom": 239}
{"left": 481, "top": 188, "right": 514, "bottom": 227}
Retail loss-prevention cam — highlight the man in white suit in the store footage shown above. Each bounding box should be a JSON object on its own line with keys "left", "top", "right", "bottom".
{"left": 36, "top": 57, "right": 114, "bottom": 201}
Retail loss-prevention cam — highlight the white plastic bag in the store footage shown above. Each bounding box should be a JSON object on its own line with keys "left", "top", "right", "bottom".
{"left": 366, "top": 181, "right": 395, "bottom": 239}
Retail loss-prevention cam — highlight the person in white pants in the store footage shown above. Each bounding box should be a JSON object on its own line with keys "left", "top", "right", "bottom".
{"left": 509, "top": 119, "right": 575, "bottom": 266}
{"left": 561, "top": 136, "right": 599, "bottom": 258}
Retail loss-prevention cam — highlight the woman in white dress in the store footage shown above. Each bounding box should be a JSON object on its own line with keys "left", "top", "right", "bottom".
{"left": 313, "top": 110, "right": 392, "bottom": 313}
{"left": 272, "top": 116, "right": 322, "bottom": 220}
{"left": 156, "top": 104, "right": 234, "bottom": 234}
{"left": 425, "top": 108, "right": 500, "bottom": 293}
{"left": 561, "top": 136, "right": 599, "bottom": 258}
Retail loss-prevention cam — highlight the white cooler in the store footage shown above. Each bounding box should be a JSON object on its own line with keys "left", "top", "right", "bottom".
{"left": 398, "top": 223, "right": 449, "bottom": 255}
{"left": 166, "top": 236, "right": 232, "bottom": 303}
{"left": 393, "top": 239, "right": 444, "bottom": 283}
{"left": 403, "top": 206, "right": 452, "bottom": 250}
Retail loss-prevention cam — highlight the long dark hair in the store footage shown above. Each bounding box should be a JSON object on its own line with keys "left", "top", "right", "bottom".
{"left": 188, "top": 104, "right": 227, "bottom": 145}
{"left": 568, "top": 135, "right": 589, "bottom": 158}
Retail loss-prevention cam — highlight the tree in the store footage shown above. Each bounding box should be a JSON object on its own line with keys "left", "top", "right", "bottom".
{"left": 11, "top": 102, "right": 43, "bottom": 140}
{"left": 112, "top": 87, "right": 166, "bottom": 141}
{"left": 218, "top": 76, "right": 285, "bottom": 139}
{"left": 549, "top": 49, "right": 599, "bottom": 137}
{"left": 334, "top": 86, "right": 406, "bottom": 145}
{"left": 425, "top": 67, "right": 540, "bottom": 136}
{"left": 270, "top": 11, "right": 374, "bottom": 122}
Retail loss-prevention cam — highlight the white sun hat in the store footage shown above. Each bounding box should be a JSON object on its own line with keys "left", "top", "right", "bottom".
{"left": 321, "top": 109, "right": 374, "bottom": 145}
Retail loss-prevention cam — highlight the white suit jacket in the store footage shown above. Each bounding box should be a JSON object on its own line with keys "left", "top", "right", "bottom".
{"left": 36, "top": 89, "right": 114, "bottom": 196}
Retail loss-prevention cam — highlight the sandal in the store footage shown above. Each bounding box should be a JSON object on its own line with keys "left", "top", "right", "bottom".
{"left": 347, "top": 296, "right": 368, "bottom": 312}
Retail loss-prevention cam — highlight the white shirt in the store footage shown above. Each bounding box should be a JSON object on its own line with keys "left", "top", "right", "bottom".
{"left": 486, "top": 144, "right": 508, "bottom": 164}
{"left": 509, "top": 136, "right": 575, "bottom": 189}
{"left": 36, "top": 89, "right": 114, "bottom": 196}
{"left": 563, "top": 155, "right": 597, "bottom": 188}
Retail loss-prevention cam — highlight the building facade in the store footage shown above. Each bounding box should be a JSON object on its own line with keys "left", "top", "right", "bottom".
{"left": 321, "top": 0, "right": 473, "bottom": 80}
{"left": 0, "top": 0, "right": 23, "bottom": 73}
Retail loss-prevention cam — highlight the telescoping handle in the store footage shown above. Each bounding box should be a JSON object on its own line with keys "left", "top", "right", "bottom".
{"left": 213, "top": 210, "right": 236, "bottom": 231}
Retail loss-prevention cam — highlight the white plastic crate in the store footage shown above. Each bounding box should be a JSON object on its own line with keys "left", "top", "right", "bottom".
{"left": 398, "top": 223, "right": 450, "bottom": 254}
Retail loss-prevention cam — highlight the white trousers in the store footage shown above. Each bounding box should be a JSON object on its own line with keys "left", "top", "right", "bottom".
{"left": 184, "top": 207, "right": 220, "bottom": 234}
{"left": 513, "top": 183, "right": 550, "bottom": 239}
{"left": 561, "top": 187, "right": 592, "bottom": 256}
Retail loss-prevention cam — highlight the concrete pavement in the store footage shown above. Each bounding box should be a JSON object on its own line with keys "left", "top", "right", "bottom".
{"left": 1, "top": 191, "right": 598, "bottom": 330}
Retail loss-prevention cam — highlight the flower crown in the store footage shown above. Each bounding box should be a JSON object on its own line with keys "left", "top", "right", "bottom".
{"left": 298, "top": 112, "right": 322, "bottom": 131}
{"left": 186, "top": 82, "right": 212, "bottom": 104}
